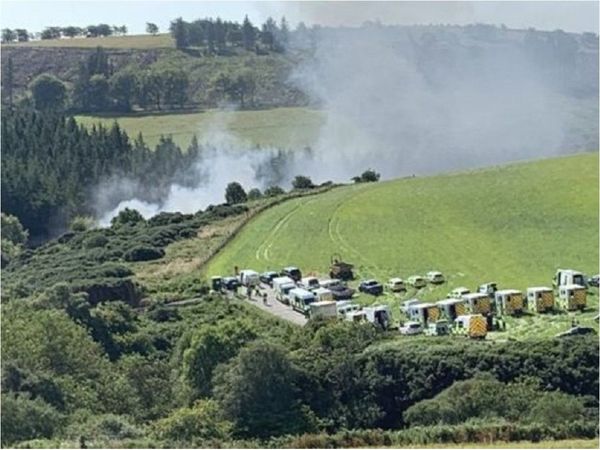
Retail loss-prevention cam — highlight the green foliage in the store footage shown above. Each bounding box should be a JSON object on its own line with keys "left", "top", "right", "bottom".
{"left": 70, "top": 215, "right": 96, "bottom": 233}
{"left": 146, "top": 23, "right": 159, "bottom": 35}
{"left": 111, "top": 208, "right": 146, "bottom": 227}
{"left": 214, "top": 340, "right": 316, "bottom": 438}
{"left": 247, "top": 188, "right": 263, "bottom": 201}
{"left": 1, "top": 212, "right": 28, "bottom": 245}
{"left": 29, "top": 74, "right": 66, "bottom": 110}
{"left": 181, "top": 320, "right": 258, "bottom": 398}
{"left": 264, "top": 185, "right": 286, "bottom": 197}
{"left": 225, "top": 182, "right": 248, "bottom": 204}
{"left": 403, "top": 374, "right": 587, "bottom": 426}
{"left": 292, "top": 175, "right": 315, "bottom": 190}
{"left": 123, "top": 245, "right": 165, "bottom": 262}
{"left": 0, "top": 393, "right": 64, "bottom": 446}
{"left": 352, "top": 169, "right": 381, "bottom": 183}
{"left": 152, "top": 399, "right": 232, "bottom": 443}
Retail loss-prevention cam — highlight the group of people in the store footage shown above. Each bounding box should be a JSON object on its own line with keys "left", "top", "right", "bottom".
{"left": 243, "top": 285, "right": 268, "bottom": 305}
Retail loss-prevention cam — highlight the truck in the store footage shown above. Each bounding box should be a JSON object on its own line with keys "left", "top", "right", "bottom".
{"left": 272, "top": 276, "right": 296, "bottom": 304}
{"left": 558, "top": 284, "right": 587, "bottom": 311}
{"left": 425, "top": 319, "right": 450, "bottom": 336}
{"left": 553, "top": 269, "right": 586, "bottom": 288}
{"left": 289, "top": 288, "right": 316, "bottom": 315}
{"left": 320, "top": 279, "right": 356, "bottom": 300}
{"left": 399, "top": 321, "right": 423, "bottom": 335}
{"left": 313, "top": 287, "right": 334, "bottom": 302}
{"left": 337, "top": 301, "right": 360, "bottom": 318}
{"left": 478, "top": 282, "right": 498, "bottom": 298}
{"left": 437, "top": 298, "right": 467, "bottom": 321}
{"left": 309, "top": 301, "right": 337, "bottom": 320}
{"left": 299, "top": 276, "right": 320, "bottom": 291}
{"left": 526, "top": 287, "right": 555, "bottom": 313}
{"left": 329, "top": 254, "right": 355, "bottom": 280}
{"left": 407, "top": 302, "right": 441, "bottom": 325}
{"left": 448, "top": 287, "right": 470, "bottom": 299}
{"left": 494, "top": 289, "right": 525, "bottom": 316}
{"left": 282, "top": 266, "right": 302, "bottom": 282}
{"left": 454, "top": 314, "right": 487, "bottom": 339}
{"left": 238, "top": 269, "right": 260, "bottom": 287}
{"left": 364, "top": 305, "right": 391, "bottom": 329}
{"left": 463, "top": 293, "right": 492, "bottom": 315}
{"left": 345, "top": 310, "right": 367, "bottom": 323}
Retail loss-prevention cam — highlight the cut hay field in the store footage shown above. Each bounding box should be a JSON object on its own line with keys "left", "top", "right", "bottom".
{"left": 75, "top": 107, "right": 324, "bottom": 150}
{"left": 2, "top": 33, "right": 174, "bottom": 49}
{"left": 205, "top": 153, "right": 599, "bottom": 338}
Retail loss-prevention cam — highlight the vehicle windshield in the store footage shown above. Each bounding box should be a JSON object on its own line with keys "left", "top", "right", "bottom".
{"left": 409, "top": 323, "right": 420, "bottom": 329}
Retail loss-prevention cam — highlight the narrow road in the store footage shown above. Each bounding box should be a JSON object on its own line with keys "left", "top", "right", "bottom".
{"left": 233, "top": 283, "right": 308, "bottom": 326}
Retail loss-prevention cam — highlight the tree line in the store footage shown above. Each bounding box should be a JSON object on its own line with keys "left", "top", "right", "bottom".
{"left": 1, "top": 24, "right": 129, "bottom": 43}
{"left": 170, "top": 15, "right": 289, "bottom": 53}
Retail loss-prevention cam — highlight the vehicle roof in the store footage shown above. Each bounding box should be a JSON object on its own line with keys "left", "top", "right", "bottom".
{"left": 496, "top": 289, "right": 522, "bottom": 295}
{"left": 301, "top": 276, "right": 319, "bottom": 282}
{"left": 311, "top": 300, "right": 336, "bottom": 307}
{"left": 363, "top": 279, "right": 379, "bottom": 283}
{"left": 427, "top": 271, "right": 443, "bottom": 276}
{"left": 389, "top": 277, "right": 404, "bottom": 283}
{"left": 437, "top": 298, "right": 465, "bottom": 305}
{"left": 452, "top": 287, "right": 470, "bottom": 291}
{"left": 290, "top": 288, "right": 315, "bottom": 297}
{"left": 411, "top": 302, "right": 436, "bottom": 309}
{"left": 561, "top": 284, "right": 586, "bottom": 289}
{"left": 364, "top": 305, "right": 390, "bottom": 312}
{"left": 557, "top": 269, "right": 583, "bottom": 275}
{"left": 404, "top": 321, "right": 421, "bottom": 326}
{"left": 527, "top": 286, "right": 552, "bottom": 292}
{"left": 211, "top": 276, "right": 222, "bottom": 280}
{"left": 314, "top": 287, "right": 332, "bottom": 294}
{"left": 463, "top": 292, "right": 488, "bottom": 299}
{"left": 284, "top": 266, "right": 300, "bottom": 271}
{"left": 455, "top": 314, "right": 484, "bottom": 321}
{"left": 273, "top": 276, "right": 294, "bottom": 284}
{"left": 347, "top": 310, "right": 366, "bottom": 316}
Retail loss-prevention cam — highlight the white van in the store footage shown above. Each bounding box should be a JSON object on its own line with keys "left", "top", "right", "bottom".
{"left": 272, "top": 276, "right": 296, "bottom": 304}
{"left": 238, "top": 269, "right": 260, "bottom": 287}
{"left": 289, "top": 288, "right": 316, "bottom": 315}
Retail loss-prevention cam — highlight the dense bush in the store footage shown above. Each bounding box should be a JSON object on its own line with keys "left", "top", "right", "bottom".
{"left": 123, "top": 246, "right": 165, "bottom": 262}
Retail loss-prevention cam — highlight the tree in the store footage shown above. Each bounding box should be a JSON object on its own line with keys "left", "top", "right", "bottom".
{"left": 247, "top": 188, "right": 262, "bottom": 201}
{"left": 29, "top": 74, "right": 66, "bottom": 110}
{"left": 170, "top": 17, "right": 188, "bottom": 49}
{"left": 353, "top": 169, "right": 381, "bottom": 183}
{"left": 110, "top": 69, "right": 137, "bottom": 111}
{"left": 153, "top": 400, "right": 232, "bottom": 443}
{"left": 4, "top": 56, "right": 14, "bottom": 107}
{"left": 225, "top": 182, "right": 247, "bottom": 204}
{"left": 264, "top": 186, "right": 285, "bottom": 197}
{"left": 111, "top": 208, "right": 145, "bottom": 227}
{"left": 14, "top": 29, "right": 29, "bottom": 42}
{"left": 214, "top": 341, "right": 314, "bottom": 438}
{"left": 40, "top": 27, "right": 61, "bottom": 40}
{"left": 96, "top": 24, "right": 113, "bottom": 37}
{"left": 62, "top": 26, "right": 82, "bottom": 38}
{"left": 161, "top": 68, "right": 189, "bottom": 108}
{"left": 146, "top": 22, "right": 159, "bottom": 35}
{"left": 1, "top": 213, "right": 28, "bottom": 245}
{"left": 279, "top": 16, "right": 290, "bottom": 49}
{"left": 1, "top": 28, "right": 16, "bottom": 43}
{"left": 87, "top": 74, "right": 111, "bottom": 111}
{"left": 292, "top": 175, "right": 314, "bottom": 190}
{"left": 242, "top": 15, "right": 255, "bottom": 51}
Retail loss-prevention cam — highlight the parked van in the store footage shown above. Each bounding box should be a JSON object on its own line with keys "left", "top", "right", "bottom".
{"left": 239, "top": 269, "right": 260, "bottom": 287}
{"left": 289, "top": 288, "right": 316, "bottom": 315}
{"left": 273, "top": 276, "right": 296, "bottom": 304}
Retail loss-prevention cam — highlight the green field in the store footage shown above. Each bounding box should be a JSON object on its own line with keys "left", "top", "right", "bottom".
{"left": 3, "top": 33, "right": 174, "bottom": 49}
{"left": 205, "top": 153, "right": 599, "bottom": 337}
{"left": 76, "top": 107, "right": 324, "bottom": 150}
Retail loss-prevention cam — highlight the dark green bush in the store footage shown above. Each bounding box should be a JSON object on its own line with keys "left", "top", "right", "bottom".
{"left": 123, "top": 246, "right": 165, "bottom": 262}
{"left": 85, "top": 234, "right": 109, "bottom": 249}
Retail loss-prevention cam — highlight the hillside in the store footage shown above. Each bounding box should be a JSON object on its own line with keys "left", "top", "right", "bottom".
{"left": 205, "top": 153, "right": 599, "bottom": 337}
{"left": 2, "top": 33, "right": 175, "bottom": 49}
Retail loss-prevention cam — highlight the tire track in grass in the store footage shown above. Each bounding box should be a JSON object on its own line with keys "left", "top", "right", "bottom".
{"left": 255, "top": 201, "right": 303, "bottom": 261}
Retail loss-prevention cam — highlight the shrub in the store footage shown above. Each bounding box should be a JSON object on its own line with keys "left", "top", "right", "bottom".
{"left": 123, "top": 246, "right": 164, "bottom": 262}
{"left": 111, "top": 208, "right": 146, "bottom": 227}
{"left": 247, "top": 188, "right": 263, "bottom": 201}
{"left": 70, "top": 216, "right": 95, "bottom": 233}
{"left": 264, "top": 186, "right": 285, "bottom": 197}
{"left": 292, "top": 175, "right": 314, "bottom": 190}
{"left": 225, "top": 182, "right": 247, "bottom": 204}
{"left": 84, "top": 234, "right": 109, "bottom": 249}
{"left": 352, "top": 169, "right": 381, "bottom": 183}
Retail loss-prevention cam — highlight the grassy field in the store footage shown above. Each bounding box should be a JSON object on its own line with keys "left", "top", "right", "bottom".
{"left": 204, "top": 153, "right": 599, "bottom": 338}
{"left": 3, "top": 33, "right": 174, "bottom": 49}
{"left": 75, "top": 107, "right": 324, "bottom": 150}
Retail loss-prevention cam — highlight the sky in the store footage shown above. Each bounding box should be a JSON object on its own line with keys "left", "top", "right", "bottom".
{"left": 0, "top": 1, "right": 598, "bottom": 35}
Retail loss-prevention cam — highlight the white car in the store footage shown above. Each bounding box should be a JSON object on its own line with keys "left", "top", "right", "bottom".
{"left": 426, "top": 271, "right": 445, "bottom": 284}
{"left": 448, "top": 287, "right": 470, "bottom": 299}
{"left": 387, "top": 277, "right": 406, "bottom": 292}
{"left": 399, "top": 321, "right": 423, "bottom": 335}
{"left": 408, "top": 275, "right": 427, "bottom": 289}
{"left": 401, "top": 298, "right": 421, "bottom": 313}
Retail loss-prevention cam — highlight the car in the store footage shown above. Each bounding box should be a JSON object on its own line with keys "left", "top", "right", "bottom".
{"left": 386, "top": 277, "right": 406, "bottom": 292}
{"left": 359, "top": 279, "right": 384, "bottom": 296}
{"left": 407, "top": 275, "right": 426, "bottom": 289}
{"left": 401, "top": 298, "right": 421, "bottom": 313}
{"left": 320, "top": 279, "right": 356, "bottom": 300}
{"left": 259, "top": 271, "right": 280, "bottom": 287}
{"left": 399, "top": 321, "right": 423, "bottom": 335}
{"left": 222, "top": 276, "right": 240, "bottom": 290}
{"left": 299, "top": 276, "right": 320, "bottom": 291}
{"left": 282, "top": 266, "right": 302, "bottom": 282}
{"left": 448, "top": 287, "right": 470, "bottom": 299}
{"left": 589, "top": 274, "right": 600, "bottom": 288}
{"left": 555, "top": 326, "right": 597, "bottom": 338}
{"left": 426, "top": 271, "right": 445, "bottom": 284}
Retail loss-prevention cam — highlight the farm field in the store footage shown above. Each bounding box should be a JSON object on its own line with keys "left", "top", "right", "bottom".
{"left": 205, "top": 153, "right": 599, "bottom": 338}
{"left": 2, "top": 33, "right": 174, "bottom": 49}
{"left": 75, "top": 107, "right": 324, "bottom": 150}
